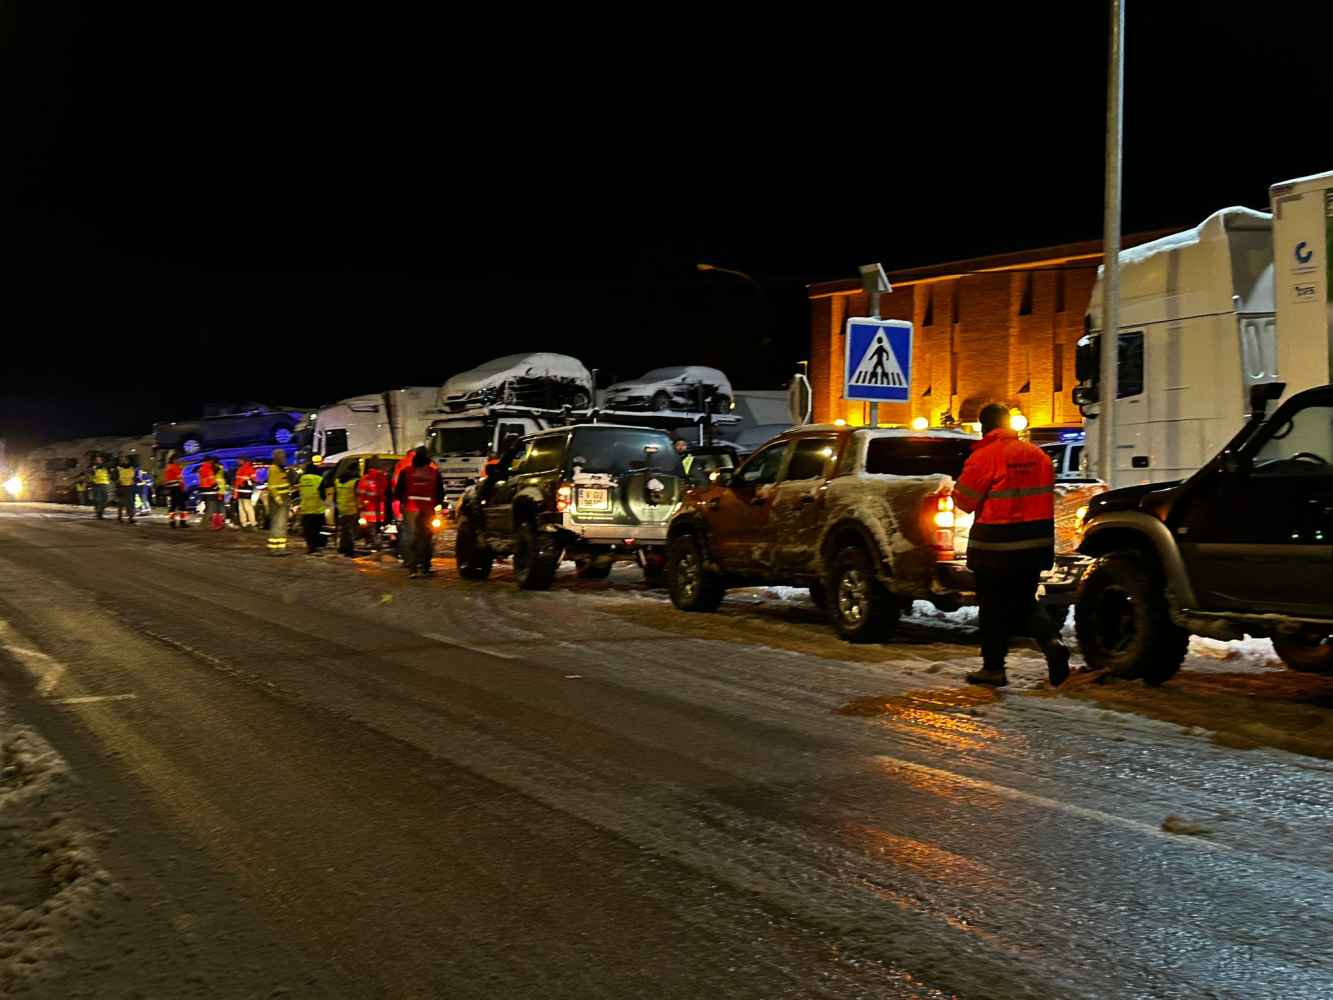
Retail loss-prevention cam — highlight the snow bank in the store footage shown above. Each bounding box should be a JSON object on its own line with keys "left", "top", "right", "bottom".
{"left": 0, "top": 710, "right": 114, "bottom": 993}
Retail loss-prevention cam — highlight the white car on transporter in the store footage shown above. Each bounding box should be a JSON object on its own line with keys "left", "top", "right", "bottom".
{"left": 603, "top": 366, "right": 734, "bottom": 414}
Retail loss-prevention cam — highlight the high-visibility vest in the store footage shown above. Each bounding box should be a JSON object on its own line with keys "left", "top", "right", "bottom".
{"left": 235, "top": 463, "right": 256, "bottom": 497}
{"left": 163, "top": 463, "right": 183, "bottom": 487}
{"left": 335, "top": 478, "right": 359, "bottom": 515}
{"left": 402, "top": 464, "right": 439, "bottom": 514}
{"left": 356, "top": 468, "right": 387, "bottom": 522}
{"left": 198, "top": 464, "right": 217, "bottom": 491}
{"left": 298, "top": 473, "right": 325, "bottom": 515}
{"left": 117, "top": 466, "right": 136, "bottom": 487}
{"left": 266, "top": 465, "right": 292, "bottom": 501}
{"left": 92, "top": 467, "right": 110, "bottom": 485}
{"left": 954, "top": 428, "right": 1055, "bottom": 571}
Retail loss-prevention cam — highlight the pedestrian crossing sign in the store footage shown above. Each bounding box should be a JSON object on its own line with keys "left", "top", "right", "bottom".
{"left": 844, "top": 318, "right": 912, "bottom": 403}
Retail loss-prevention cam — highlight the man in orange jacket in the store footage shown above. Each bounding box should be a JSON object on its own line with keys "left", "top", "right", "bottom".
{"left": 953, "top": 403, "right": 1069, "bottom": 688}
{"left": 356, "top": 464, "right": 389, "bottom": 549}
{"left": 161, "top": 455, "right": 188, "bottom": 528}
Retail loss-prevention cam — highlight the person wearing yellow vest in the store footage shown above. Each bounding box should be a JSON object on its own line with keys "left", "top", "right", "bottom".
{"left": 115, "top": 456, "right": 138, "bottom": 525}
{"left": 334, "top": 464, "right": 361, "bottom": 557}
{"left": 264, "top": 450, "right": 294, "bottom": 556}
{"left": 297, "top": 462, "right": 328, "bottom": 554}
{"left": 90, "top": 456, "right": 111, "bottom": 519}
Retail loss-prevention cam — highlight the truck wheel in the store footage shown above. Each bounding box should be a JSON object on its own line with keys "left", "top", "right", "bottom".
{"left": 667, "top": 534, "right": 724, "bottom": 612}
{"left": 829, "top": 546, "right": 898, "bottom": 643}
{"left": 1075, "top": 553, "right": 1187, "bottom": 684}
{"left": 575, "top": 559, "right": 612, "bottom": 580}
{"left": 1272, "top": 633, "right": 1333, "bottom": 674}
{"left": 513, "top": 522, "right": 557, "bottom": 591}
{"left": 455, "top": 517, "right": 493, "bottom": 581}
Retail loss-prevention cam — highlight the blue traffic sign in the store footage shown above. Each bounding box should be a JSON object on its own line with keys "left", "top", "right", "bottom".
{"left": 845, "top": 318, "right": 912, "bottom": 403}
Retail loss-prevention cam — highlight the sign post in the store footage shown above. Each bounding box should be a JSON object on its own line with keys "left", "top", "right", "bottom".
{"left": 858, "top": 264, "right": 893, "bottom": 426}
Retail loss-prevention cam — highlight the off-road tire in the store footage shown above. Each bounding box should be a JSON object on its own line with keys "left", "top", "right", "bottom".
{"left": 1075, "top": 552, "right": 1188, "bottom": 684}
{"left": 667, "top": 534, "right": 724, "bottom": 611}
{"left": 575, "top": 559, "right": 612, "bottom": 581}
{"left": 455, "top": 516, "right": 493, "bottom": 581}
{"left": 513, "top": 522, "right": 557, "bottom": 591}
{"left": 829, "top": 546, "right": 898, "bottom": 643}
{"left": 1272, "top": 633, "right": 1333, "bottom": 674}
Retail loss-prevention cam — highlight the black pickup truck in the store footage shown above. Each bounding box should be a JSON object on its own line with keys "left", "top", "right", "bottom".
{"left": 1075, "top": 383, "right": 1333, "bottom": 683}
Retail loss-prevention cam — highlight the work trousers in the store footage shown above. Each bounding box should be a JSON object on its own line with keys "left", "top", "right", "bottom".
{"left": 973, "top": 567, "right": 1057, "bottom": 673}
{"left": 267, "top": 500, "right": 288, "bottom": 554}
{"left": 116, "top": 485, "right": 135, "bottom": 522}
{"left": 407, "top": 509, "right": 434, "bottom": 572}
{"left": 164, "top": 484, "right": 187, "bottom": 517}
{"left": 92, "top": 484, "right": 108, "bottom": 518}
{"left": 338, "top": 514, "right": 358, "bottom": 556}
{"left": 237, "top": 496, "right": 256, "bottom": 528}
{"left": 301, "top": 513, "right": 325, "bottom": 553}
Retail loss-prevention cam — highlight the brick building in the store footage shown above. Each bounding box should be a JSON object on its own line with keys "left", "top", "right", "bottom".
{"left": 806, "top": 233, "right": 1169, "bottom": 430}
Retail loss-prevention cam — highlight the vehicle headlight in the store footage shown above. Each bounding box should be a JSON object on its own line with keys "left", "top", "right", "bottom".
{"left": 3, "top": 476, "right": 21, "bottom": 499}
{"left": 1075, "top": 505, "right": 1089, "bottom": 523}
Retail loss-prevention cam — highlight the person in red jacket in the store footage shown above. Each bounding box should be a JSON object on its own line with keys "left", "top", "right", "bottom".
{"left": 394, "top": 447, "right": 442, "bottom": 579}
{"left": 161, "top": 455, "right": 188, "bottom": 528}
{"left": 234, "top": 459, "right": 258, "bottom": 529}
{"left": 953, "top": 403, "right": 1070, "bottom": 688}
{"left": 389, "top": 452, "right": 415, "bottom": 561}
{"left": 356, "top": 464, "right": 389, "bottom": 550}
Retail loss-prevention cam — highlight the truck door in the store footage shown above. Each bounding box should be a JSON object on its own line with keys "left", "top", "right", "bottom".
{"left": 709, "top": 440, "right": 790, "bottom": 574}
{"left": 1174, "top": 395, "right": 1333, "bottom": 614}
{"left": 769, "top": 436, "right": 838, "bottom": 574}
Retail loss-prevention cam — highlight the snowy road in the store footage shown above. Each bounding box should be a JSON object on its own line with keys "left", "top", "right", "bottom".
{"left": 1, "top": 505, "right": 1331, "bottom": 998}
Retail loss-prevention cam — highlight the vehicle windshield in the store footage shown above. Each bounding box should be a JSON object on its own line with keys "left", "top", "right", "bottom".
{"left": 433, "top": 426, "right": 491, "bottom": 456}
{"left": 570, "top": 427, "right": 682, "bottom": 475}
{"left": 863, "top": 436, "right": 973, "bottom": 478}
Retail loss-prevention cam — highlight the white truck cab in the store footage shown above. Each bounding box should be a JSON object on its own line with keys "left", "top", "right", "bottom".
{"left": 311, "top": 387, "right": 441, "bottom": 464}
{"left": 1077, "top": 207, "right": 1278, "bottom": 489}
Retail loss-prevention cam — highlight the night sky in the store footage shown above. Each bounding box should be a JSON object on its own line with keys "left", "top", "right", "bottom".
{"left": 7, "top": 3, "right": 1331, "bottom": 454}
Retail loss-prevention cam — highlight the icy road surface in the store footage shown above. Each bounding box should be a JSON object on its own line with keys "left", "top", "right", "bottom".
{"left": 0, "top": 504, "right": 1330, "bottom": 999}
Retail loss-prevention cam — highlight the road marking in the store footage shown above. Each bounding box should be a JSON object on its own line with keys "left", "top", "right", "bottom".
{"left": 874, "top": 755, "right": 1233, "bottom": 852}
{"left": 423, "top": 632, "right": 520, "bottom": 661}
{"left": 0, "top": 618, "right": 66, "bottom": 695}
{"left": 48, "top": 693, "right": 138, "bottom": 706}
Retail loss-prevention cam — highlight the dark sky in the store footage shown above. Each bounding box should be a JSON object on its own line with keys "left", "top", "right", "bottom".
{"left": 6, "top": 3, "right": 1331, "bottom": 453}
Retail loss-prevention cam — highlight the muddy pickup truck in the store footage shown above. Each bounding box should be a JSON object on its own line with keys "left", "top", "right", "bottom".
{"left": 665, "top": 425, "right": 1099, "bottom": 642}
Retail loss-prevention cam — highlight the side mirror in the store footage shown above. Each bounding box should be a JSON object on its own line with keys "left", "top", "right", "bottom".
{"left": 1222, "top": 451, "right": 1251, "bottom": 477}
{"left": 1248, "top": 381, "right": 1286, "bottom": 418}
{"left": 711, "top": 468, "right": 734, "bottom": 486}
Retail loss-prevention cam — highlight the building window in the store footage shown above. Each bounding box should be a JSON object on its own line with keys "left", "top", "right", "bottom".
{"left": 923, "top": 287, "right": 934, "bottom": 327}
{"left": 1055, "top": 269, "right": 1067, "bottom": 313}
{"left": 951, "top": 284, "right": 961, "bottom": 325}
{"left": 1018, "top": 272, "right": 1034, "bottom": 316}
{"left": 1053, "top": 342, "right": 1064, "bottom": 393}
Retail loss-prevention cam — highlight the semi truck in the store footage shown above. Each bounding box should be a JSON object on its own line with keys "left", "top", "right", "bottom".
{"left": 308, "top": 387, "right": 442, "bottom": 464}
{"left": 1076, "top": 169, "right": 1331, "bottom": 489}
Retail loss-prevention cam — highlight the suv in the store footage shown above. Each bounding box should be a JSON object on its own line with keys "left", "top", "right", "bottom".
{"left": 1075, "top": 383, "right": 1333, "bottom": 682}
{"left": 454, "top": 424, "right": 686, "bottom": 589}
{"left": 665, "top": 426, "right": 1094, "bottom": 642}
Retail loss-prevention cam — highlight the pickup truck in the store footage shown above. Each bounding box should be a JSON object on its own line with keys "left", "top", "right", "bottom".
{"left": 1075, "top": 383, "right": 1333, "bottom": 682}
{"left": 665, "top": 425, "right": 1098, "bottom": 642}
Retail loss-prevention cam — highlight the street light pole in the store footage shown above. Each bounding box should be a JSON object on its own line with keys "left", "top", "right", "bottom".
{"left": 1099, "top": 0, "right": 1125, "bottom": 485}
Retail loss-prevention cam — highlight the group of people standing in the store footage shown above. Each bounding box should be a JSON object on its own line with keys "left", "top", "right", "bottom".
{"left": 83, "top": 454, "right": 153, "bottom": 523}
{"left": 87, "top": 445, "right": 444, "bottom": 575}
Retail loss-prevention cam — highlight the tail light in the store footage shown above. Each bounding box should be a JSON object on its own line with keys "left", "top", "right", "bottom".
{"left": 555, "top": 483, "right": 573, "bottom": 513}
{"left": 925, "top": 492, "right": 956, "bottom": 559}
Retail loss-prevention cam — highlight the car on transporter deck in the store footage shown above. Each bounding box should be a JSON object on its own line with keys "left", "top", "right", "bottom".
{"left": 453, "top": 423, "right": 687, "bottom": 588}
{"left": 664, "top": 425, "right": 1096, "bottom": 642}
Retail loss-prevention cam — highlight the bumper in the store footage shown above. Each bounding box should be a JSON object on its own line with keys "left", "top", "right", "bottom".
{"left": 538, "top": 511, "right": 670, "bottom": 546}
{"left": 933, "top": 554, "right": 1092, "bottom": 605}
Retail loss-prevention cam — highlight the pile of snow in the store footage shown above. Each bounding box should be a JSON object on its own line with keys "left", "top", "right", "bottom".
{"left": 0, "top": 713, "right": 113, "bottom": 993}
{"left": 1187, "top": 635, "right": 1282, "bottom": 671}
{"left": 909, "top": 601, "right": 979, "bottom": 627}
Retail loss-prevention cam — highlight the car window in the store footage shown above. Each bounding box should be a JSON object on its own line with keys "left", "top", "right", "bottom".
{"left": 1253, "top": 403, "right": 1333, "bottom": 473}
{"left": 1070, "top": 445, "right": 1085, "bottom": 473}
{"left": 323, "top": 429, "right": 349, "bottom": 456}
{"left": 569, "top": 428, "right": 681, "bottom": 475}
{"left": 497, "top": 422, "right": 527, "bottom": 453}
{"left": 782, "top": 437, "right": 837, "bottom": 482}
{"left": 737, "top": 442, "right": 789, "bottom": 487}
{"left": 864, "top": 436, "right": 973, "bottom": 478}
{"left": 1040, "top": 443, "right": 1064, "bottom": 472}
{"left": 524, "top": 435, "right": 565, "bottom": 474}
{"left": 506, "top": 440, "right": 533, "bottom": 475}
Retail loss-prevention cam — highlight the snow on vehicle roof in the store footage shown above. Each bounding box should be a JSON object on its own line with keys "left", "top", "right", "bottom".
{"left": 443, "top": 353, "right": 591, "bottom": 398}
{"left": 631, "top": 365, "right": 730, "bottom": 383}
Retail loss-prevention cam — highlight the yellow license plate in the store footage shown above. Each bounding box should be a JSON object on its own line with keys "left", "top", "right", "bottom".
{"left": 577, "top": 486, "right": 609, "bottom": 509}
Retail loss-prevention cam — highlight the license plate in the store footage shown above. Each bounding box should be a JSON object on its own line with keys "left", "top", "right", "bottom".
{"left": 577, "top": 486, "right": 609, "bottom": 510}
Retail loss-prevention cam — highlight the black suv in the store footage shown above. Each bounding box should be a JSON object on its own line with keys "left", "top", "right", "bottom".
{"left": 1076, "top": 383, "right": 1333, "bottom": 683}
{"left": 454, "top": 424, "right": 686, "bottom": 589}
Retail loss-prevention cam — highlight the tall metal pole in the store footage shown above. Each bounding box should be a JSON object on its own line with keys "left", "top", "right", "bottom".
{"left": 1099, "top": 0, "right": 1124, "bottom": 484}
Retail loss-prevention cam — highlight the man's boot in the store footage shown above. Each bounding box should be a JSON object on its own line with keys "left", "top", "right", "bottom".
{"left": 1043, "top": 639, "right": 1071, "bottom": 687}
{"left": 965, "top": 668, "right": 1008, "bottom": 688}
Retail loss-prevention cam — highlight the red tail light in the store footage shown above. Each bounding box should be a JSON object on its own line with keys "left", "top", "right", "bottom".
{"left": 924, "top": 492, "right": 955, "bottom": 559}
{"left": 555, "top": 483, "right": 573, "bottom": 513}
